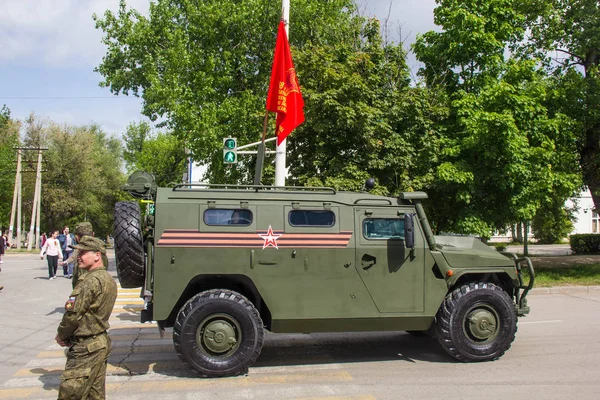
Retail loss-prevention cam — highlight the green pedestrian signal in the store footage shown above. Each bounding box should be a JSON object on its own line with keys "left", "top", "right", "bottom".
{"left": 223, "top": 137, "right": 238, "bottom": 164}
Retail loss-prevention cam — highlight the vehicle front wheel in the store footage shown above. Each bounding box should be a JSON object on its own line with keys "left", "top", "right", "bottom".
{"left": 173, "top": 289, "right": 264, "bottom": 378}
{"left": 436, "top": 282, "right": 517, "bottom": 362}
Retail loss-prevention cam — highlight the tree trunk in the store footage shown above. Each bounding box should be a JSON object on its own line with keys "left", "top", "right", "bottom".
{"left": 581, "top": 123, "right": 600, "bottom": 211}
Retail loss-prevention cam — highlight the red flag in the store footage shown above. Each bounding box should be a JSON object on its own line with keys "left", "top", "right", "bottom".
{"left": 266, "top": 21, "right": 305, "bottom": 146}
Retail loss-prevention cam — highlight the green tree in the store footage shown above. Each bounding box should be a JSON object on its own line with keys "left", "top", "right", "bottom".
{"left": 96, "top": 0, "right": 433, "bottom": 196}
{"left": 123, "top": 121, "right": 187, "bottom": 186}
{"left": 413, "top": 0, "right": 581, "bottom": 237}
{"left": 532, "top": 201, "right": 574, "bottom": 244}
{"left": 287, "top": 18, "right": 413, "bottom": 193}
{"left": 414, "top": 0, "right": 526, "bottom": 92}
{"left": 0, "top": 105, "right": 20, "bottom": 230}
{"left": 21, "top": 116, "right": 126, "bottom": 238}
{"left": 516, "top": 0, "right": 600, "bottom": 209}
{"left": 94, "top": 0, "right": 375, "bottom": 184}
{"left": 284, "top": 19, "right": 451, "bottom": 200}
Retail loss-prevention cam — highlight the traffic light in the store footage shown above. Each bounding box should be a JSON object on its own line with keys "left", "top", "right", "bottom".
{"left": 223, "top": 137, "right": 237, "bottom": 164}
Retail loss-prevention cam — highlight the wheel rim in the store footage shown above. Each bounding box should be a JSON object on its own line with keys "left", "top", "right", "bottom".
{"left": 463, "top": 303, "right": 500, "bottom": 343}
{"left": 197, "top": 313, "right": 242, "bottom": 357}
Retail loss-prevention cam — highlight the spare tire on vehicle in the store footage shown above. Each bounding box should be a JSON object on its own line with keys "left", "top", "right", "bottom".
{"left": 113, "top": 201, "right": 145, "bottom": 288}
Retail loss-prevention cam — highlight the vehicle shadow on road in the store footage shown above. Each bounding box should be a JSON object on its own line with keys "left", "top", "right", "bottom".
{"left": 120, "top": 331, "right": 453, "bottom": 379}
{"left": 253, "top": 331, "right": 453, "bottom": 367}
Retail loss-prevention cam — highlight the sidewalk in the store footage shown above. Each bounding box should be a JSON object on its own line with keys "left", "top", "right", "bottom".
{"left": 505, "top": 243, "right": 572, "bottom": 256}
{"left": 530, "top": 285, "right": 600, "bottom": 295}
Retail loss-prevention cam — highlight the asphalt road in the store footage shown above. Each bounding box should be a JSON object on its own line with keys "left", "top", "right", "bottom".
{"left": 1, "top": 252, "right": 599, "bottom": 399}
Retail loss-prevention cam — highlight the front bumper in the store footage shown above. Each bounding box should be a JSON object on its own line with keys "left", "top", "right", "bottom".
{"left": 503, "top": 252, "right": 535, "bottom": 316}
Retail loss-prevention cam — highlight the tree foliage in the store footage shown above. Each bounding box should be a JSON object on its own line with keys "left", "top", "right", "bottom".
{"left": 95, "top": 0, "right": 588, "bottom": 239}
{"left": 95, "top": 0, "right": 379, "bottom": 184}
{"left": 0, "top": 105, "right": 20, "bottom": 231}
{"left": 123, "top": 121, "right": 187, "bottom": 186}
{"left": 287, "top": 18, "right": 417, "bottom": 194}
{"left": 515, "top": 0, "right": 600, "bottom": 210}
{"left": 19, "top": 116, "right": 126, "bottom": 239}
{"left": 414, "top": 0, "right": 525, "bottom": 92}
{"left": 413, "top": 0, "right": 581, "bottom": 237}
{"left": 532, "top": 201, "right": 574, "bottom": 244}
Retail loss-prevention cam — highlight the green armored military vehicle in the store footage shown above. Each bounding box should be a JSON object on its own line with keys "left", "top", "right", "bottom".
{"left": 114, "top": 171, "right": 534, "bottom": 378}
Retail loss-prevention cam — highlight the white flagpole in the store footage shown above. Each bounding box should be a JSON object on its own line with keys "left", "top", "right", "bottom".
{"left": 274, "top": 0, "right": 290, "bottom": 187}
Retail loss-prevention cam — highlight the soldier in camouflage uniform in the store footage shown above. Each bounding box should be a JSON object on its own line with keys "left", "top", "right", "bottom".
{"left": 61, "top": 222, "right": 109, "bottom": 289}
{"left": 55, "top": 236, "right": 118, "bottom": 400}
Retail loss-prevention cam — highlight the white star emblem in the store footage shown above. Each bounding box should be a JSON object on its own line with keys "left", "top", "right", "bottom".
{"left": 258, "top": 225, "right": 282, "bottom": 249}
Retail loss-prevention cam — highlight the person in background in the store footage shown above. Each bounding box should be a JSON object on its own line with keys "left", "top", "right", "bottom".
{"left": 0, "top": 230, "right": 5, "bottom": 266}
{"left": 39, "top": 232, "right": 47, "bottom": 250}
{"left": 55, "top": 236, "right": 117, "bottom": 399}
{"left": 41, "top": 230, "right": 63, "bottom": 280}
{"left": 58, "top": 228, "right": 66, "bottom": 251}
{"left": 61, "top": 227, "right": 76, "bottom": 278}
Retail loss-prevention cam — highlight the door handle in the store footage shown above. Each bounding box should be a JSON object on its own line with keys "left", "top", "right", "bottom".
{"left": 258, "top": 260, "right": 277, "bottom": 265}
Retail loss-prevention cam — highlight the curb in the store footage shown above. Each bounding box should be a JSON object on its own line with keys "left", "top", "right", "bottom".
{"left": 529, "top": 285, "right": 600, "bottom": 295}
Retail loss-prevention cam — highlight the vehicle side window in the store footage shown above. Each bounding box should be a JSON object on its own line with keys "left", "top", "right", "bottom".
{"left": 363, "top": 218, "right": 404, "bottom": 240}
{"left": 204, "top": 209, "right": 253, "bottom": 226}
{"left": 288, "top": 210, "right": 335, "bottom": 227}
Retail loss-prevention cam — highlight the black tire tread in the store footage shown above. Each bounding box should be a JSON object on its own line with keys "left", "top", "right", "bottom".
{"left": 113, "top": 201, "right": 145, "bottom": 288}
{"left": 173, "top": 289, "right": 264, "bottom": 378}
{"left": 436, "top": 282, "right": 517, "bottom": 362}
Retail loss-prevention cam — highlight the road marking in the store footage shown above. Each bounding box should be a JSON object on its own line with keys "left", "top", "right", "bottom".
{"left": 0, "top": 284, "right": 363, "bottom": 399}
{"left": 294, "top": 397, "right": 376, "bottom": 400}
{"left": 520, "top": 319, "right": 563, "bottom": 325}
{"left": 0, "top": 370, "right": 354, "bottom": 398}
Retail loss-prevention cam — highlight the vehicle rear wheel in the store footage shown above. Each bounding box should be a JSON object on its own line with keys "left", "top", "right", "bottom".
{"left": 436, "top": 282, "right": 517, "bottom": 362}
{"left": 173, "top": 289, "right": 264, "bottom": 378}
{"left": 113, "top": 201, "right": 145, "bottom": 288}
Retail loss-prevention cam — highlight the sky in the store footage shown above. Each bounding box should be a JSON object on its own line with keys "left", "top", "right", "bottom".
{"left": 0, "top": 0, "right": 437, "bottom": 138}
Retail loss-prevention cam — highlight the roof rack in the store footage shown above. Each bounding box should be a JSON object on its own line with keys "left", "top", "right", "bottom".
{"left": 353, "top": 198, "right": 393, "bottom": 205}
{"left": 171, "top": 183, "right": 336, "bottom": 194}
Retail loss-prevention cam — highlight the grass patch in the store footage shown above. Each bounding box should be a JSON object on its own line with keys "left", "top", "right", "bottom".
{"left": 524, "top": 264, "right": 600, "bottom": 287}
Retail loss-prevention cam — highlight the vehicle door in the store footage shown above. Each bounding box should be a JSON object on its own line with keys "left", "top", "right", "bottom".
{"left": 354, "top": 207, "right": 425, "bottom": 313}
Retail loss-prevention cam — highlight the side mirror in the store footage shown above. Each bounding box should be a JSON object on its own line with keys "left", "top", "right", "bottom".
{"left": 404, "top": 213, "right": 415, "bottom": 249}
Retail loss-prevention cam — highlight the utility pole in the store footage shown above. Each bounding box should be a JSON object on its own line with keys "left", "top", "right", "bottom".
{"left": 8, "top": 149, "right": 21, "bottom": 248}
{"left": 27, "top": 150, "right": 43, "bottom": 251}
{"left": 35, "top": 167, "right": 42, "bottom": 251}
{"left": 9, "top": 147, "right": 47, "bottom": 250}
{"left": 16, "top": 164, "right": 22, "bottom": 250}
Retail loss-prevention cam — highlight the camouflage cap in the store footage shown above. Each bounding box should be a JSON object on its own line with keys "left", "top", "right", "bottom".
{"left": 70, "top": 236, "right": 106, "bottom": 254}
{"left": 74, "top": 222, "right": 93, "bottom": 236}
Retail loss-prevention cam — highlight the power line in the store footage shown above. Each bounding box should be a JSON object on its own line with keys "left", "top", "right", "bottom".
{"left": 0, "top": 96, "right": 138, "bottom": 100}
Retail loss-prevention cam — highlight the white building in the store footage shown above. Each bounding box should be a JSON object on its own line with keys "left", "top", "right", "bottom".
{"left": 490, "top": 188, "right": 599, "bottom": 242}
{"left": 568, "top": 188, "right": 599, "bottom": 234}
